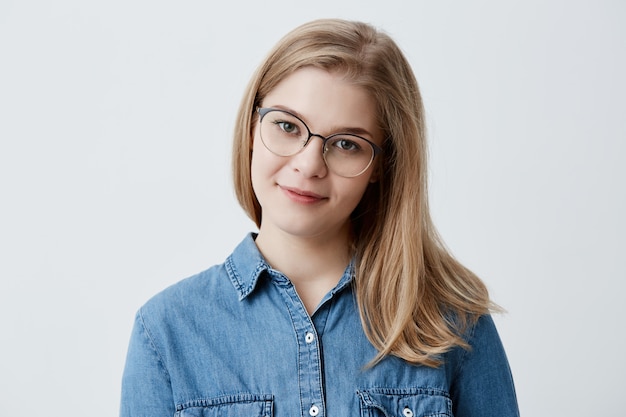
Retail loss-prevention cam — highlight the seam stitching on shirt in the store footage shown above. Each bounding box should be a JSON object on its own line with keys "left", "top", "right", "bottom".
{"left": 138, "top": 308, "right": 173, "bottom": 385}
{"left": 225, "top": 256, "right": 245, "bottom": 298}
{"left": 454, "top": 317, "right": 479, "bottom": 378}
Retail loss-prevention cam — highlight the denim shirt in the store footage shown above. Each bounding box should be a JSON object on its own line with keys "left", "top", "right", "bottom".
{"left": 121, "top": 234, "right": 519, "bottom": 417}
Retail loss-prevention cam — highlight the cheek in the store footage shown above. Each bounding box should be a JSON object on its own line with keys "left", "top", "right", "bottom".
{"left": 340, "top": 178, "right": 373, "bottom": 209}
{"left": 249, "top": 125, "right": 258, "bottom": 150}
{"left": 250, "top": 134, "right": 279, "bottom": 190}
{"left": 250, "top": 141, "right": 263, "bottom": 191}
{"left": 251, "top": 129, "right": 266, "bottom": 162}
{"left": 349, "top": 165, "right": 378, "bottom": 200}
{"left": 250, "top": 127, "right": 260, "bottom": 153}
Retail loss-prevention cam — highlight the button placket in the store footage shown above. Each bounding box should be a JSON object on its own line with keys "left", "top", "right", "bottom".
{"left": 273, "top": 271, "right": 326, "bottom": 417}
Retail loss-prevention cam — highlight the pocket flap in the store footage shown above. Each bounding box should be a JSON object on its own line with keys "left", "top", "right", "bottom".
{"left": 357, "top": 388, "right": 451, "bottom": 417}
{"left": 176, "top": 394, "right": 273, "bottom": 417}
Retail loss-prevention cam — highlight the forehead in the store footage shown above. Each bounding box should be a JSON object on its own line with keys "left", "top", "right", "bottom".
{"left": 261, "top": 67, "right": 381, "bottom": 140}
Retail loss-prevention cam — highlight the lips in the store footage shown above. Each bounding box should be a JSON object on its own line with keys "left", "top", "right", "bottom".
{"left": 279, "top": 185, "right": 326, "bottom": 204}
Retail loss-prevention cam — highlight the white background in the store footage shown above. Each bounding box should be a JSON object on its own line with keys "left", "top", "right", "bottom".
{"left": 1, "top": 1, "right": 624, "bottom": 416}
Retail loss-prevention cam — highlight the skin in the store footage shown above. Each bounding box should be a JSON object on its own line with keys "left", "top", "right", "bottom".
{"left": 251, "top": 67, "right": 382, "bottom": 314}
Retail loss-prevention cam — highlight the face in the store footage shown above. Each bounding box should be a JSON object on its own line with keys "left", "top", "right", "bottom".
{"left": 251, "top": 66, "right": 382, "bottom": 242}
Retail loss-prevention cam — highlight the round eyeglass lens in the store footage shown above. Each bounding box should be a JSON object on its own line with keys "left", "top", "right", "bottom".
{"left": 259, "top": 110, "right": 308, "bottom": 157}
{"left": 323, "top": 135, "right": 375, "bottom": 177}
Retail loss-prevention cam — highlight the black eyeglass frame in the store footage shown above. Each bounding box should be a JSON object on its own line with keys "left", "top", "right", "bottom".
{"left": 256, "top": 107, "right": 383, "bottom": 163}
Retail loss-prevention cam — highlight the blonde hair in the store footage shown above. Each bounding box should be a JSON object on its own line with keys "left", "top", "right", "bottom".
{"left": 232, "top": 18, "right": 495, "bottom": 367}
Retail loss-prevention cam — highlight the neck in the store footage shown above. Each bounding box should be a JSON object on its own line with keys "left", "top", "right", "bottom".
{"left": 254, "top": 224, "right": 352, "bottom": 314}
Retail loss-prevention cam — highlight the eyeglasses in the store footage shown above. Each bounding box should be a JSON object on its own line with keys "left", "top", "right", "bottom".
{"left": 257, "top": 107, "right": 383, "bottom": 178}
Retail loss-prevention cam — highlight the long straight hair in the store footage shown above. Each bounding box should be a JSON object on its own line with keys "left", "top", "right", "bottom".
{"left": 232, "top": 18, "right": 495, "bottom": 367}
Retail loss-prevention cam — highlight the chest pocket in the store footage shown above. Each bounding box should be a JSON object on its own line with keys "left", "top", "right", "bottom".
{"left": 174, "top": 394, "right": 273, "bottom": 417}
{"left": 357, "top": 388, "right": 452, "bottom": 417}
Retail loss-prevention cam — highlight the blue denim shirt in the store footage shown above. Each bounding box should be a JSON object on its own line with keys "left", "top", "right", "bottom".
{"left": 121, "top": 234, "right": 519, "bottom": 417}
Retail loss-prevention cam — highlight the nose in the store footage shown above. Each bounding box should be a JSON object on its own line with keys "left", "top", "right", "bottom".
{"left": 289, "top": 135, "right": 328, "bottom": 178}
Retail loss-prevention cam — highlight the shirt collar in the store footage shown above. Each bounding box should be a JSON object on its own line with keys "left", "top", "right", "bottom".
{"left": 225, "top": 233, "right": 270, "bottom": 300}
{"left": 225, "top": 232, "right": 355, "bottom": 301}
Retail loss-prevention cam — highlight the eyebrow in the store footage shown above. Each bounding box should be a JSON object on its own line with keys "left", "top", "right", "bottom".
{"left": 268, "top": 104, "right": 375, "bottom": 139}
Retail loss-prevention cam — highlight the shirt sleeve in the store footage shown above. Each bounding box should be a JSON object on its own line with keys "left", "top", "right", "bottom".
{"left": 120, "top": 310, "right": 176, "bottom": 417}
{"left": 450, "top": 315, "right": 520, "bottom": 417}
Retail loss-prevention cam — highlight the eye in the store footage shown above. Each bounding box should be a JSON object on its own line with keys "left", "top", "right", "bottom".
{"left": 333, "top": 138, "right": 361, "bottom": 152}
{"left": 274, "top": 121, "right": 300, "bottom": 135}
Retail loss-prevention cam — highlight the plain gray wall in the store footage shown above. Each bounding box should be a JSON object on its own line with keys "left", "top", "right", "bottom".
{"left": 1, "top": 1, "right": 624, "bottom": 416}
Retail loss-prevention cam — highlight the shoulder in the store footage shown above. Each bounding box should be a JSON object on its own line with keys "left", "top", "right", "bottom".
{"left": 135, "top": 233, "right": 268, "bottom": 330}
{"left": 445, "top": 314, "right": 506, "bottom": 365}
{"left": 465, "top": 314, "right": 500, "bottom": 347}
{"left": 446, "top": 314, "right": 519, "bottom": 415}
{"left": 138, "top": 263, "right": 233, "bottom": 326}
{"left": 441, "top": 314, "right": 510, "bottom": 383}
{"left": 463, "top": 314, "right": 507, "bottom": 361}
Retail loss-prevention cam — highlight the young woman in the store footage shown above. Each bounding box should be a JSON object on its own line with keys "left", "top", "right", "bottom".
{"left": 121, "top": 18, "right": 519, "bottom": 417}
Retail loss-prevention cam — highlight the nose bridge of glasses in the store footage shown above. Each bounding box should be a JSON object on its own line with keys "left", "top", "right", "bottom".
{"left": 290, "top": 131, "right": 329, "bottom": 177}
{"left": 304, "top": 132, "right": 329, "bottom": 150}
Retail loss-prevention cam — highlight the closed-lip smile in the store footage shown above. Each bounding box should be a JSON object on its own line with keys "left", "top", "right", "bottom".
{"left": 279, "top": 185, "right": 326, "bottom": 204}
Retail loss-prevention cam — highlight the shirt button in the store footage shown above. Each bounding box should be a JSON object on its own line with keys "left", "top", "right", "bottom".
{"left": 309, "top": 405, "right": 319, "bottom": 416}
{"left": 403, "top": 407, "right": 414, "bottom": 417}
{"left": 305, "top": 332, "right": 315, "bottom": 343}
